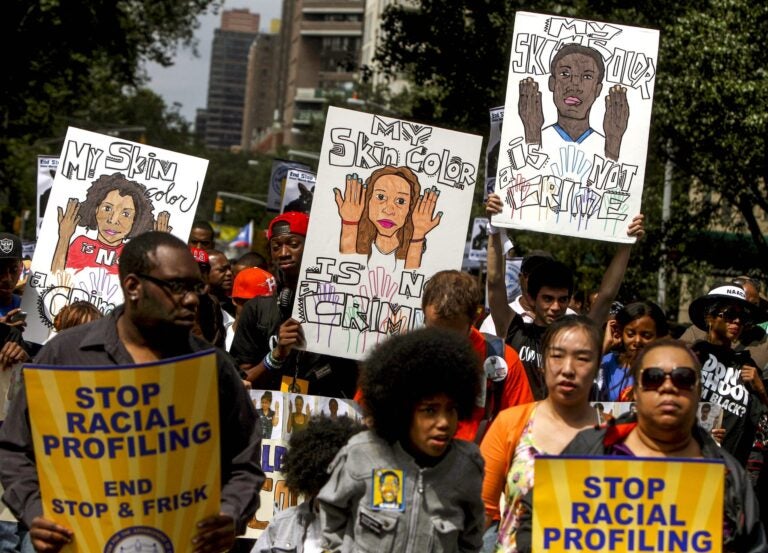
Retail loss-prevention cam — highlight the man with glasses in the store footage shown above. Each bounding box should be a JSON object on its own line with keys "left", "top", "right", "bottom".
{"left": 0, "top": 231, "right": 263, "bottom": 553}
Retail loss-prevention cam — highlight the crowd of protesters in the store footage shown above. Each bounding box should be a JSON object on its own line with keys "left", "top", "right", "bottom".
{"left": 0, "top": 197, "right": 766, "bottom": 553}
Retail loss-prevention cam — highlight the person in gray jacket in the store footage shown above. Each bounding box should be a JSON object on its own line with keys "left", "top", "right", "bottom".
{"left": 253, "top": 414, "right": 364, "bottom": 553}
{"left": 317, "top": 327, "right": 486, "bottom": 553}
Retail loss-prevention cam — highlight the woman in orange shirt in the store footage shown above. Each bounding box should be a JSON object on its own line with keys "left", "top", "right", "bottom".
{"left": 480, "top": 315, "right": 601, "bottom": 552}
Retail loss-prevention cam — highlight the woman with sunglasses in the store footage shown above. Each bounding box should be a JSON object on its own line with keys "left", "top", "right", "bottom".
{"left": 480, "top": 315, "right": 601, "bottom": 552}
{"left": 687, "top": 283, "right": 768, "bottom": 467}
{"left": 515, "top": 338, "right": 767, "bottom": 552}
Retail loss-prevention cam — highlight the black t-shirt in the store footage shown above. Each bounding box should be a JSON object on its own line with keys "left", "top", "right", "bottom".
{"left": 693, "top": 340, "right": 766, "bottom": 465}
{"left": 505, "top": 313, "right": 547, "bottom": 400}
{"left": 229, "top": 291, "right": 359, "bottom": 399}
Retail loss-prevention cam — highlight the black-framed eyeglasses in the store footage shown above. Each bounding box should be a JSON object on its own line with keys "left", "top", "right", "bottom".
{"left": 716, "top": 309, "right": 748, "bottom": 323}
{"left": 640, "top": 367, "right": 698, "bottom": 391}
{"left": 136, "top": 273, "right": 207, "bottom": 296}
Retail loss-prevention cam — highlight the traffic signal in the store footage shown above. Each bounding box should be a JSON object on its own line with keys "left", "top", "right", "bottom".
{"left": 213, "top": 196, "right": 224, "bottom": 222}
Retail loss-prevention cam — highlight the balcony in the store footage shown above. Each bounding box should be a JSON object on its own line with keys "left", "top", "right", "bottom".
{"left": 300, "top": 20, "right": 362, "bottom": 36}
{"left": 302, "top": 0, "right": 364, "bottom": 13}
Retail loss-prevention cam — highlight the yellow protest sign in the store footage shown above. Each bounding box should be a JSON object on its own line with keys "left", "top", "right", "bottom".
{"left": 533, "top": 455, "right": 724, "bottom": 553}
{"left": 24, "top": 350, "right": 221, "bottom": 552}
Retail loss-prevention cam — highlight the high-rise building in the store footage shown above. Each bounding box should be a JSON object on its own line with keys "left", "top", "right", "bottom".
{"left": 241, "top": 32, "right": 281, "bottom": 153}
{"left": 201, "top": 9, "right": 260, "bottom": 150}
{"left": 277, "top": 0, "right": 364, "bottom": 147}
{"left": 361, "top": 0, "right": 409, "bottom": 93}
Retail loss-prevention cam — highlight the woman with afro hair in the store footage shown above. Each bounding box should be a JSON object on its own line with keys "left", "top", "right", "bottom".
{"left": 318, "top": 326, "right": 485, "bottom": 552}
{"left": 252, "top": 414, "right": 364, "bottom": 552}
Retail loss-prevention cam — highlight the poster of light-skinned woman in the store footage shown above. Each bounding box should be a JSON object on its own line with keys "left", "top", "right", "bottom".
{"left": 291, "top": 106, "right": 482, "bottom": 360}
{"left": 21, "top": 127, "right": 208, "bottom": 344}
{"left": 492, "top": 12, "right": 659, "bottom": 243}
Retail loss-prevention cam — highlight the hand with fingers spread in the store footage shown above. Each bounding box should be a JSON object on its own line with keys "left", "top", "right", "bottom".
{"left": 406, "top": 187, "right": 442, "bottom": 269}
{"left": 604, "top": 85, "right": 629, "bottom": 161}
{"left": 29, "top": 516, "right": 73, "bottom": 553}
{"left": 518, "top": 77, "right": 544, "bottom": 144}
{"left": 334, "top": 174, "right": 366, "bottom": 253}
{"left": 192, "top": 513, "right": 235, "bottom": 553}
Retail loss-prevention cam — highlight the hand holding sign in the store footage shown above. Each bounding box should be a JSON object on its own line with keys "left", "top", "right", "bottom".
{"left": 191, "top": 513, "right": 235, "bottom": 553}
{"left": 30, "top": 516, "right": 74, "bottom": 553}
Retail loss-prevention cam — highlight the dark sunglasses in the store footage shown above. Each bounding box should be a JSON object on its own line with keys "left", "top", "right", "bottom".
{"left": 136, "top": 273, "right": 207, "bottom": 296}
{"left": 716, "top": 309, "right": 748, "bottom": 323}
{"left": 640, "top": 367, "right": 698, "bottom": 391}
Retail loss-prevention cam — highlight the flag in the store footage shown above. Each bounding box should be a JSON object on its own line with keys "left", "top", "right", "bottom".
{"left": 229, "top": 220, "right": 254, "bottom": 248}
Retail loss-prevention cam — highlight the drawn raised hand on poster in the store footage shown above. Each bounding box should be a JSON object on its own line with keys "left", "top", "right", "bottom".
{"left": 518, "top": 44, "right": 629, "bottom": 162}
{"left": 50, "top": 173, "right": 170, "bottom": 275}
{"left": 333, "top": 166, "right": 441, "bottom": 270}
{"left": 603, "top": 85, "right": 629, "bottom": 161}
{"left": 518, "top": 77, "right": 544, "bottom": 145}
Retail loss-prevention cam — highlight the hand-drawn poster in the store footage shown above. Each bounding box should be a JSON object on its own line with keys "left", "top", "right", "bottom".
{"left": 244, "top": 390, "right": 363, "bottom": 538}
{"left": 493, "top": 13, "right": 659, "bottom": 243}
{"left": 280, "top": 169, "right": 316, "bottom": 214}
{"left": 292, "top": 106, "right": 482, "bottom": 360}
{"left": 532, "top": 456, "right": 723, "bottom": 552}
{"left": 469, "top": 217, "right": 489, "bottom": 262}
{"left": 485, "top": 106, "right": 504, "bottom": 200}
{"left": 22, "top": 127, "right": 208, "bottom": 344}
{"left": 37, "top": 155, "right": 59, "bottom": 238}
{"left": 266, "top": 160, "right": 311, "bottom": 212}
{"left": 24, "top": 351, "right": 220, "bottom": 552}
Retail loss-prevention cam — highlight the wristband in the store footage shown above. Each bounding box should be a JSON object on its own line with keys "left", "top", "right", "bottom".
{"left": 409, "top": 237, "right": 425, "bottom": 243}
{"left": 341, "top": 220, "right": 359, "bottom": 225}
{"left": 263, "top": 350, "right": 285, "bottom": 371}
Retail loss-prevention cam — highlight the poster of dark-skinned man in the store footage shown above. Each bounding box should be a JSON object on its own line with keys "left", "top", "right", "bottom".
{"left": 492, "top": 13, "right": 659, "bottom": 243}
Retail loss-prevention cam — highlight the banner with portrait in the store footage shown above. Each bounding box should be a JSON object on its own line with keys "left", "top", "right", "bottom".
{"left": 532, "top": 455, "right": 723, "bottom": 552}
{"left": 292, "top": 106, "right": 482, "bottom": 360}
{"left": 21, "top": 127, "right": 208, "bottom": 343}
{"left": 280, "top": 169, "right": 317, "bottom": 214}
{"left": 492, "top": 12, "right": 659, "bottom": 243}
{"left": 244, "top": 390, "right": 364, "bottom": 538}
{"left": 37, "top": 155, "right": 59, "bottom": 239}
{"left": 267, "top": 160, "right": 311, "bottom": 212}
{"left": 24, "top": 351, "right": 220, "bottom": 552}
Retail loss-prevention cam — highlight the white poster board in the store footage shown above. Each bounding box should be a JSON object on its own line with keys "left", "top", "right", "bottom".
{"left": 492, "top": 12, "right": 659, "bottom": 243}
{"left": 36, "top": 155, "right": 59, "bottom": 239}
{"left": 280, "top": 169, "right": 316, "bottom": 214}
{"left": 469, "top": 217, "right": 489, "bottom": 262}
{"left": 292, "top": 106, "right": 482, "bottom": 359}
{"left": 22, "top": 127, "right": 208, "bottom": 343}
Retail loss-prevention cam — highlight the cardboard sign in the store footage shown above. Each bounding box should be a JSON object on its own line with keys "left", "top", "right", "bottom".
{"left": 292, "top": 106, "right": 482, "bottom": 360}
{"left": 493, "top": 13, "right": 659, "bottom": 243}
{"left": 25, "top": 351, "right": 220, "bottom": 552}
{"left": 533, "top": 456, "right": 723, "bottom": 552}
{"left": 22, "top": 127, "right": 208, "bottom": 343}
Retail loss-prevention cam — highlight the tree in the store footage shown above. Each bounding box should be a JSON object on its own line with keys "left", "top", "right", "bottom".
{"left": 0, "top": 0, "right": 221, "bottom": 230}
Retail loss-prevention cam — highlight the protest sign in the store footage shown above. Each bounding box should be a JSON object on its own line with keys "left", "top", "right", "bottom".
{"left": 24, "top": 350, "right": 220, "bottom": 552}
{"left": 280, "top": 169, "right": 316, "bottom": 214}
{"left": 533, "top": 455, "right": 724, "bottom": 553}
{"left": 292, "top": 106, "right": 482, "bottom": 360}
{"left": 244, "top": 390, "right": 363, "bottom": 538}
{"left": 469, "top": 217, "right": 489, "bottom": 262}
{"left": 21, "top": 127, "right": 208, "bottom": 344}
{"left": 493, "top": 12, "right": 659, "bottom": 243}
{"left": 37, "top": 155, "right": 59, "bottom": 238}
{"left": 485, "top": 106, "right": 504, "bottom": 200}
{"left": 266, "top": 160, "right": 311, "bottom": 212}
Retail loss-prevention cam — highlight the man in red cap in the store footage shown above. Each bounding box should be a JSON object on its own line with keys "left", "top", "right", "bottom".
{"left": 230, "top": 213, "right": 358, "bottom": 397}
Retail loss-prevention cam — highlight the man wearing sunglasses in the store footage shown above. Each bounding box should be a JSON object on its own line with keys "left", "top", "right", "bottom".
{"left": 0, "top": 231, "right": 263, "bottom": 553}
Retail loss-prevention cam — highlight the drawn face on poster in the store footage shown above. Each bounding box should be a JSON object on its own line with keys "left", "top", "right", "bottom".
{"left": 22, "top": 127, "right": 207, "bottom": 344}
{"left": 293, "top": 107, "right": 482, "bottom": 360}
{"left": 493, "top": 13, "right": 659, "bottom": 243}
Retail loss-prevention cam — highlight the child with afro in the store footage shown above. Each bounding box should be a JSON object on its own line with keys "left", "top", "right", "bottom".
{"left": 252, "top": 415, "right": 365, "bottom": 553}
{"left": 318, "top": 326, "right": 485, "bottom": 552}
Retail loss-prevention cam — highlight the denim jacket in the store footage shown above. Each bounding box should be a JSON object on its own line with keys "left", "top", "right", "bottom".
{"left": 317, "top": 431, "right": 484, "bottom": 553}
{"left": 252, "top": 499, "right": 318, "bottom": 553}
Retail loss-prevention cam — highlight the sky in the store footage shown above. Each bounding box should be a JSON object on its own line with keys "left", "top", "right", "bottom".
{"left": 144, "top": 0, "right": 282, "bottom": 124}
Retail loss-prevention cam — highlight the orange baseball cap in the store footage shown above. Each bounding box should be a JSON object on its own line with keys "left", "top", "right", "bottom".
{"left": 232, "top": 267, "right": 277, "bottom": 300}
